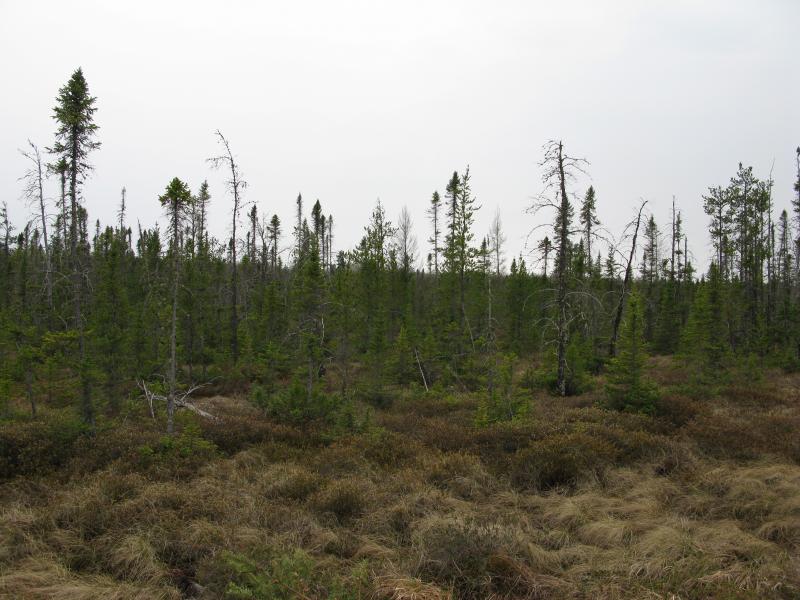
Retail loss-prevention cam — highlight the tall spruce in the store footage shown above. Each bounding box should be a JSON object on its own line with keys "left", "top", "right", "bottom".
{"left": 579, "top": 185, "right": 598, "bottom": 273}
{"left": 159, "top": 178, "right": 193, "bottom": 434}
{"left": 50, "top": 68, "right": 100, "bottom": 427}
{"left": 427, "top": 191, "right": 442, "bottom": 275}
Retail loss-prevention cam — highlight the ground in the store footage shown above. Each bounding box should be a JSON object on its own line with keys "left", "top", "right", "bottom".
{"left": 1, "top": 358, "right": 799, "bottom": 599}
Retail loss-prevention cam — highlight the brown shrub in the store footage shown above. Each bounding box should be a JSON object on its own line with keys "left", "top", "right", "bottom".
{"left": 261, "top": 464, "right": 323, "bottom": 501}
{"left": 97, "top": 532, "right": 167, "bottom": 585}
{"left": 199, "top": 414, "right": 317, "bottom": 454}
{"left": 413, "top": 417, "right": 474, "bottom": 452}
{"left": 310, "top": 443, "right": 371, "bottom": 478}
{"left": 654, "top": 392, "right": 703, "bottom": 428}
{"left": 412, "top": 516, "right": 526, "bottom": 598}
{"left": 723, "top": 383, "right": 787, "bottom": 407}
{"left": 686, "top": 411, "right": 800, "bottom": 462}
{"left": 310, "top": 477, "right": 372, "bottom": 522}
{"left": 511, "top": 432, "right": 619, "bottom": 490}
{"left": 372, "top": 575, "right": 453, "bottom": 600}
{"left": 0, "top": 556, "right": 179, "bottom": 599}
{"left": 356, "top": 429, "right": 422, "bottom": 469}
{"left": 472, "top": 421, "right": 545, "bottom": 464}
{"left": 423, "top": 452, "right": 495, "bottom": 499}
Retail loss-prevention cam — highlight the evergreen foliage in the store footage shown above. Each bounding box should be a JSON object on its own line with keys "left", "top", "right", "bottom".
{"left": 605, "top": 291, "right": 658, "bottom": 414}
{"left": 2, "top": 69, "right": 800, "bottom": 436}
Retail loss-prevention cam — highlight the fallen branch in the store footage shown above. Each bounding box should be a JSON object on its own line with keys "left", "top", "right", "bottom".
{"left": 137, "top": 379, "right": 219, "bottom": 421}
{"left": 414, "top": 347, "right": 429, "bottom": 392}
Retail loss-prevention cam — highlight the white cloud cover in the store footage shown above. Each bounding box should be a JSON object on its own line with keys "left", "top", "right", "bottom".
{"left": 1, "top": 0, "right": 798, "bottom": 269}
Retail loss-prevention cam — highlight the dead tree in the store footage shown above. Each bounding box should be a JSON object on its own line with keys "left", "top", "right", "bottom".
{"left": 208, "top": 130, "right": 247, "bottom": 364}
{"left": 19, "top": 140, "right": 52, "bottom": 308}
{"left": 609, "top": 200, "right": 647, "bottom": 357}
{"left": 529, "top": 140, "right": 587, "bottom": 396}
{"left": 138, "top": 379, "right": 218, "bottom": 423}
{"left": 489, "top": 207, "right": 506, "bottom": 275}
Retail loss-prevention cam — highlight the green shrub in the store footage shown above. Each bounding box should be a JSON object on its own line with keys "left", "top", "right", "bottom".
{"left": 215, "top": 548, "right": 367, "bottom": 600}
{"left": 136, "top": 423, "right": 217, "bottom": 475}
{"left": 604, "top": 292, "right": 659, "bottom": 415}
{"left": 356, "top": 384, "right": 393, "bottom": 410}
{"left": 329, "top": 396, "right": 371, "bottom": 437}
{"left": 252, "top": 377, "right": 335, "bottom": 424}
{"left": 476, "top": 354, "right": 529, "bottom": 426}
{"left": 532, "top": 338, "right": 594, "bottom": 396}
{"left": 222, "top": 549, "right": 315, "bottom": 599}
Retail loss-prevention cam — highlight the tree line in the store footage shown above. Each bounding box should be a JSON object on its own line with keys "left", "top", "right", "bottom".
{"left": 2, "top": 68, "right": 799, "bottom": 430}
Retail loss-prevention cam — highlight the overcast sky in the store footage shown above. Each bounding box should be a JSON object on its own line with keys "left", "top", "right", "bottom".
{"left": 1, "top": 0, "right": 798, "bottom": 271}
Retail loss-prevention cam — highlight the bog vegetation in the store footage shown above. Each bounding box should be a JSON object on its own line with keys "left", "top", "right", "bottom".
{"left": 1, "top": 69, "right": 800, "bottom": 599}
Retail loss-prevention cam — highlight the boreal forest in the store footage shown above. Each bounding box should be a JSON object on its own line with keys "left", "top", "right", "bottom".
{"left": 1, "top": 69, "right": 800, "bottom": 599}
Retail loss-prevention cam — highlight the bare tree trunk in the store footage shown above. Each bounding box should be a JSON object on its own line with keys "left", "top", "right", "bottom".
{"left": 25, "top": 369, "right": 36, "bottom": 417}
{"left": 24, "top": 142, "right": 52, "bottom": 309}
{"left": 20, "top": 142, "right": 52, "bottom": 310}
{"left": 609, "top": 201, "right": 646, "bottom": 357}
{"left": 555, "top": 142, "right": 570, "bottom": 397}
{"left": 209, "top": 130, "right": 246, "bottom": 364}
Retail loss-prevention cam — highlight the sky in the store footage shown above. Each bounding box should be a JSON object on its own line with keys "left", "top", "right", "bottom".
{"left": 1, "top": 0, "right": 798, "bottom": 272}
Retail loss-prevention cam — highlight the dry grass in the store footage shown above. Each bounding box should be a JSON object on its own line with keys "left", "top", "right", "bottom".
{"left": 0, "top": 556, "right": 179, "bottom": 599}
{"left": 1, "top": 359, "right": 800, "bottom": 598}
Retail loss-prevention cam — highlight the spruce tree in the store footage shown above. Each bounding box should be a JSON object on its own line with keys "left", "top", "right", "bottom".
{"left": 159, "top": 178, "right": 193, "bottom": 434}
{"left": 50, "top": 68, "right": 100, "bottom": 427}
{"left": 579, "top": 186, "right": 599, "bottom": 273}
{"left": 681, "top": 263, "right": 728, "bottom": 389}
{"left": 605, "top": 291, "right": 657, "bottom": 413}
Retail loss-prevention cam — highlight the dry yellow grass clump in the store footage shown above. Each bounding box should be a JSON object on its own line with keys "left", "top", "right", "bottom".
{"left": 1, "top": 361, "right": 800, "bottom": 599}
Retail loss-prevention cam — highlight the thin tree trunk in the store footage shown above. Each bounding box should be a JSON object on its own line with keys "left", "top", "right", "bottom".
{"left": 29, "top": 143, "right": 52, "bottom": 309}
{"left": 609, "top": 201, "right": 646, "bottom": 357}
{"left": 25, "top": 368, "right": 36, "bottom": 417}
{"left": 555, "top": 142, "right": 569, "bottom": 397}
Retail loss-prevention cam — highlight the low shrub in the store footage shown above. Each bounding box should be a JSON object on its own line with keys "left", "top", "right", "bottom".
{"left": 413, "top": 517, "right": 521, "bottom": 598}
{"left": 686, "top": 411, "right": 800, "bottom": 463}
{"left": 252, "top": 380, "right": 367, "bottom": 433}
{"left": 510, "top": 432, "right": 618, "bottom": 490}
{"left": 310, "top": 477, "right": 371, "bottom": 522}
{"left": 200, "top": 414, "right": 314, "bottom": 454}
{"left": 221, "top": 549, "right": 315, "bottom": 599}
{"left": 262, "top": 465, "right": 323, "bottom": 501}
{"left": 654, "top": 393, "right": 702, "bottom": 428}
{"left": 136, "top": 423, "right": 217, "bottom": 477}
{"left": 207, "top": 548, "right": 368, "bottom": 600}
{"left": 424, "top": 452, "right": 494, "bottom": 499}
{"left": 251, "top": 378, "right": 333, "bottom": 424}
{"left": 475, "top": 354, "right": 530, "bottom": 426}
{"left": 356, "top": 428, "right": 420, "bottom": 468}
{"left": 0, "top": 411, "right": 87, "bottom": 479}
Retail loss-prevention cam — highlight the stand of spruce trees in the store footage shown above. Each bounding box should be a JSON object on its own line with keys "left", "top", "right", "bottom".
{"left": 2, "top": 69, "right": 799, "bottom": 431}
